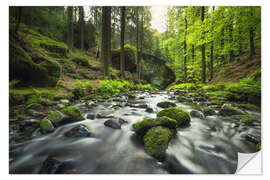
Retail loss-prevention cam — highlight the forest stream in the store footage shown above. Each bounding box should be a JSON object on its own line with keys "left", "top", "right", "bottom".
{"left": 9, "top": 91, "right": 261, "bottom": 174}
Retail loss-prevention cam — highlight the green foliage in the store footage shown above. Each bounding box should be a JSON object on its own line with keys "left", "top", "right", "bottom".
{"left": 241, "top": 116, "right": 255, "bottom": 125}
{"left": 135, "top": 83, "right": 155, "bottom": 91}
{"left": 75, "top": 80, "right": 92, "bottom": 90}
{"left": 167, "top": 83, "right": 201, "bottom": 91}
{"left": 203, "top": 82, "right": 226, "bottom": 92}
{"left": 99, "top": 80, "right": 131, "bottom": 96}
{"left": 256, "top": 142, "right": 261, "bottom": 150}
{"left": 9, "top": 80, "right": 20, "bottom": 89}
{"left": 117, "top": 44, "right": 137, "bottom": 51}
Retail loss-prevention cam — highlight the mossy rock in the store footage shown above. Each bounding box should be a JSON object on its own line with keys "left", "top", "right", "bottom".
{"left": 144, "top": 126, "right": 173, "bottom": 161}
{"left": 132, "top": 117, "right": 177, "bottom": 136}
{"left": 40, "top": 43, "right": 68, "bottom": 58}
{"left": 9, "top": 41, "right": 61, "bottom": 87}
{"left": 241, "top": 116, "right": 256, "bottom": 125}
{"left": 47, "top": 111, "right": 67, "bottom": 126}
{"left": 40, "top": 118, "right": 54, "bottom": 134}
{"left": 157, "top": 107, "right": 191, "bottom": 127}
{"left": 177, "top": 96, "right": 193, "bottom": 103}
{"left": 61, "top": 106, "right": 84, "bottom": 122}
{"left": 72, "top": 58, "right": 89, "bottom": 67}
{"left": 219, "top": 104, "right": 246, "bottom": 116}
{"left": 157, "top": 101, "right": 176, "bottom": 108}
{"left": 202, "top": 107, "right": 216, "bottom": 116}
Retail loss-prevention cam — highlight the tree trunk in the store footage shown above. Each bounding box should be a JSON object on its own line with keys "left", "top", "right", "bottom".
{"left": 229, "top": 23, "right": 234, "bottom": 62}
{"left": 79, "top": 6, "right": 84, "bottom": 51}
{"left": 67, "top": 7, "right": 73, "bottom": 51}
{"left": 210, "top": 41, "right": 214, "bottom": 80}
{"left": 184, "top": 16, "right": 187, "bottom": 82}
{"left": 138, "top": 9, "right": 144, "bottom": 81}
{"left": 136, "top": 8, "right": 140, "bottom": 80}
{"left": 120, "top": 7, "right": 126, "bottom": 79}
{"left": 108, "top": 7, "right": 112, "bottom": 66}
{"left": 101, "top": 7, "right": 110, "bottom": 77}
{"left": 15, "top": 7, "right": 22, "bottom": 35}
{"left": 249, "top": 27, "right": 255, "bottom": 59}
{"left": 201, "top": 6, "right": 206, "bottom": 83}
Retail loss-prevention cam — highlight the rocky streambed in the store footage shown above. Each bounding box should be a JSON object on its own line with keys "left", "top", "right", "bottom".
{"left": 9, "top": 91, "right": 261, "bottom": 174}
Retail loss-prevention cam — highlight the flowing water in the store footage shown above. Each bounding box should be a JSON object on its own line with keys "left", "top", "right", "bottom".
{"left": 9, "top": 91, "right": 261, "bottom": 174}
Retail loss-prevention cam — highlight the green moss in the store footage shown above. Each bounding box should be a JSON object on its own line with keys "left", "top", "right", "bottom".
{"left": 132, "top": 117, "right": 177, "bottom": 136}
{"left": 177, "top": 96, "right": 193, "bottom": 103}
{"left": 256, "top": 142, "right": 261, "bottom": 150}
{"left": 47, "top": 111, "right": 64, "bottom": 126}
{"left": 202, "top": 83, "right": 226, "bottom": 92}
{"left": 219, "top": 104, "right": 246, "bottom": 116}
{"left": 202, "top": 107, "right": 216, "bottom": 116}
{"left": 157, "top": 101, "right": 176, "bottom": 108}
{"left": 61, "top": 106, "right": 83, "bottom": 121}
{"left": 143, "top": 126, "right": 173, "bottom": 161}
{"left": 241, "top": 116, "right": 255, "bottom": 125}
{"left": 40, "top": 118, "right": 54, "bottom": 134}
{"left": 157, "top": 107, "right": 191, "bottom": 127}
{"left": 167, "top": 83, "right": 199, "bottom": 91}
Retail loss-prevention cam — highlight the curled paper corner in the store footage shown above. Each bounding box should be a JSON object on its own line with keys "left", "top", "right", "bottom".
{"left": 235, "top": 151, "right": 262, "bottom": 174}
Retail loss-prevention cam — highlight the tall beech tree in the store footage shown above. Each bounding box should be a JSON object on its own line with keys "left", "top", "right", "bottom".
{"left": 120, "top": 6, "right": 126, "bottom": 78}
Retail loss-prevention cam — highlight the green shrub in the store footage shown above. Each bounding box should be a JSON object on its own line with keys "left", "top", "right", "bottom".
{"left": 9, "top": 80, "right": 20, "bottom": 89}
{"left": 99, "top": 80, "right": 131, "bottom": 96}
{"left": 167, "top": 83, "right": 200, "bottom": 91}
{"left": 135, "top": 83, "right": 155, "bottom": 91}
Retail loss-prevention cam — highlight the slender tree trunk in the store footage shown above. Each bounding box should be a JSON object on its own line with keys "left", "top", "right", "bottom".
{"left": 192, "top": 44, "right": 195, "bottom": 64}
{"left": 101, "top": 7, "right": 110, "bottom": 77}
{"left": 15, "top": 7, "right": 22, "bottom": 35}
{"left": 138, "top": 9, "right": 144, "bottom": 81}
{"left": 108, "top": 7, "right": 112, "bottom": 66}
{"left": 201, "top": 6, "right": 206, "bottom": 83}
{"left": 79, "top": 6, "right": 84, "bottom": 51}
{"left": 229, "top": 23, "right": 234, "bottom": 62}
{"left": 210, "top": 41, "right": 214, "bottom": 80}
{"left": 249, "top": 27, "right": 255, "bottom": 59}
{"left": 120, "top": 7, "right": 126, "bottom": 79}
{"left": 220, "top": 29, "right": 225, "bottom": 62}
{"left": 136, "top": 8, "right": 140, "bottom": 80}
{"left": 184, "top": 16, "right": 187, "bottom": 82}
{"left": 67, "top": 7, "right": 73, "bottom": 51}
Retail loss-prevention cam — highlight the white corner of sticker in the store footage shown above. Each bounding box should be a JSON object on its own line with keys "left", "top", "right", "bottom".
{"left": 235, "top": 151, "right": 262, "bottom": 175}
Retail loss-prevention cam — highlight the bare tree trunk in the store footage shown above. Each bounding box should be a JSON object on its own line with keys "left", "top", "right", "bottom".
{"left": 101, "top": 7, "right": 110, "bottom": 77}
{"left": 249, "top": 27, "right": 255, "bottom": 59}
{"left": 79, "top": 6, "right": 84, "bottom": 51}
{"left": 120, "top": 7, "right": 126, "bottom": 79}
{"left": 184, "top": 16, "right": 187, "bottom": 82}
{"left": 229, "top": 23, "right": 234, "bottom": 62}
{"left": 201, "top": 6, "right": 206, "bottom": 83}
{"left": 136, "top": 8, "right": 140, "bottom": 80}
{"left": 108, "top": 7, "right": 112, "bottom": 66}
{"left": 210, "top": 41, "right": 214, "bottom": 80}
{"left": 67, "top": 7, "right": 73, "bottom": 51}
{"left": 138, "top": 9, "right": 144, "bottom": 81}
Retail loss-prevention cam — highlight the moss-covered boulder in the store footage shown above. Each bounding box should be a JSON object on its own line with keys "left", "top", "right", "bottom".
{"left": 157, "top": 107, "right": 191, "bottom": 127}
{"left": 157, "top": 101, "right": 176, "bottom": 108}
{"left": 219, "top": 104, "right": 246, "bottom": 116}
{"left": 40, "top": 118, "right": 55, "bottom": 134}
{"left": 9, "top": 41, "right": 62, "bottom": 87}
{"left": 202, "top": 107, "right": 216, "bottom": 116}
{"left": 144, "top": 126, "right": 173, "bottom": 161}
{"left": 132, "top": 117, "right": 177, "bottom": 136}
{"left": 241, "top": 116, "right": 256, "bottom": 125}
{"left": 47, "top": 111, "right": 68, "bottom": 126}
{"left": 61, "top": 106, "right": 84, "bottom": 122}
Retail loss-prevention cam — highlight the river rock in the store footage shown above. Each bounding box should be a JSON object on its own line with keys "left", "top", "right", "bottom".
{"left": 27, "top": 103, "right": 43, "bottom": 111}
{"left": 132, "top": 117, "right": 177, "bottom": 136}
{"left": 190, "top": 110, "right": 205, "bottom": 120}
{"left": 26, "top": 109, "right": 46, "bottom": 118}
{"left": 219, "top": 104, "right": 246, "bottom": 116}
{"left": 245, "top": 134, "right": 260, "bottom": 144}
{"left": 39, "top": 157, "right": 66, "bottom": 174}
{"left": 157, "top": 107, "right": 191, "bottom": 127}
{"left": 46, "top": 111, "right": 68, "bottom": 126}
{"left": 40, "top": 119, "right": 54, "bottom": 134}
{"left": 118, "top": 118, "right": 128, "bottom": 126}
{"left": 96, "top": 113, "right": 114, "bottom": 119}
{"left": 157, "top": 101, "right": 176, "bottom": 108}
{"left": 61, "top": 106, "right": 84, "bottom": 122}
{"left": 104, "top": 119, "right": 121, "bottom": 129}
{"left": 60, "top": 99, "right": 69, "bottom": 104}
{"left": 130, "top": 103, "right": 148, "bottom": 109}
{"left": 145, "top": 107, "right": 154, "bottom": 113}
{"left": 144, "top": 126, "right": 173, "bottom": 161}
{"left": 202, "top": 107, "right": 216, "bottom": 116}
{"left": 64, "top": 124, "right": 91, "bottom": 138}
{"left": 86, "top": 113, "right": 95, "bottom": 120}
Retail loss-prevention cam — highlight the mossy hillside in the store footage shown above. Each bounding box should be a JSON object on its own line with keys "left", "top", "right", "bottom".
{"left": 61, "top": 106, "right": 83, "bottom": 122}
{"left": 9, "top": 41, "right": 61, "bottom": 87}
{"left": 132, "top": 117, "right": 177, "bottom": 136}
{"left": 157, "top": 107, "right": 191, "bottom": 127}
{"left": 143, "top": 126, "right": 173, "bottom": 161}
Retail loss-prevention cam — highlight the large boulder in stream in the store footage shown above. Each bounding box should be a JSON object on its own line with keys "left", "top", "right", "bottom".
{"left": 132, "top": 117, "right": 177, "bottom": 136}
{"left": 157, "top": 107, "right": 191, "bottom": 127}
{"left": 9, "top": 41, "right": 61, "bottom": 87}
{"left": 111, "top": 47, "right": 175, "bottom": 88}
{"left": 143, "top": 126, "right": 173, "bottom": 161}
{"left": 40, "top": 119, "right": 55, "bottom": 134}
{"left": 64, "top": 124, "right": 92, "bottom": 138}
